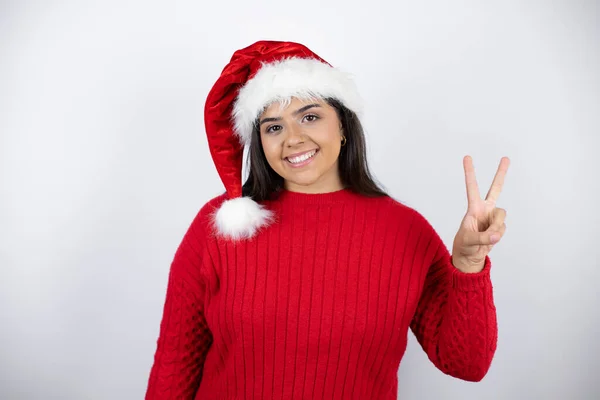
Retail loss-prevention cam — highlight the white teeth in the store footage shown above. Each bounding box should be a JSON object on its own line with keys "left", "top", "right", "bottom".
{"left": 287, "top": 150, "right": 317, "bottom": 164}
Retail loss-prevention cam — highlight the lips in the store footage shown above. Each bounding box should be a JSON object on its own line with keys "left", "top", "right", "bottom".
{"left": 285, "top": 149, "right": 319, "bottom": 167}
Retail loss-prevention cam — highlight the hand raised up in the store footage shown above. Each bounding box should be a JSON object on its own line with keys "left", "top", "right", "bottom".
{"left": 451, "top": 156, "right": 510, "bottom": 273}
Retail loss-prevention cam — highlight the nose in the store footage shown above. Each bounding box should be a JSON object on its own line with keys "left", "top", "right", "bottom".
{"left": 284, "top": 123, "right": 305, "bottom": 147}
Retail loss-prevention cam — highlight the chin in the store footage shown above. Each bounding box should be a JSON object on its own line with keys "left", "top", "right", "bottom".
{"left": 283, "top": 173, "right": 322, "bottom": 188}
{"left": 277, "top": 159, "right": 318, "bottom": 181}
{"left": 274, "top": 157, "right": 338, "bottom": 191}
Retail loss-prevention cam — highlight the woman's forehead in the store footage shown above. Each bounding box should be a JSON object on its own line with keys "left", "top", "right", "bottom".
{"left": 261, "top": 96, "right": 327, "bottom": 116}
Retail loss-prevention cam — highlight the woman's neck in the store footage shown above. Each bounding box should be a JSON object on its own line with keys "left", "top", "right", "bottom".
{"left": 283, "top": 173, "right": 344, "bottom": 194}
{"left": 275, "top": 187, "right": 356, "bottom": 206}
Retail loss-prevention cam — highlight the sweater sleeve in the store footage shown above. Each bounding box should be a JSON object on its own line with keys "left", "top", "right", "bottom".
{"left": 409, "top": 212, "right": 498, "bottom": 382}
{"left": 145, "top": 206, "right": 214, "bottom": 399}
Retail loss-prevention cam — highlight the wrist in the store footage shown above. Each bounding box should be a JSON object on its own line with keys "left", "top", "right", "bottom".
{"left": 452, "top": 254, "right": 485, "bottom": 273}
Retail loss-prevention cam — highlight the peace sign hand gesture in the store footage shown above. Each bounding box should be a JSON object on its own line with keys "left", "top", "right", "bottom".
{"left": 451, "top": 156, "right": 510, "bottom": 273}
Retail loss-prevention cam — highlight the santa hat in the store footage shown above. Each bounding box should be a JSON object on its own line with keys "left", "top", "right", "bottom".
{"left": 204, "top": 40, "right": 362, "bottom": 240}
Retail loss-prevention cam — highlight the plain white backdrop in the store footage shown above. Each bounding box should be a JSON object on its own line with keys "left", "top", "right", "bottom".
{"left": 1, "top": 1, "right": 598, "bottom": 399}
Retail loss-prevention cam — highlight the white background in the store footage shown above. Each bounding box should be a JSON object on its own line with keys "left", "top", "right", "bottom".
{"left": 1, "top": 1, "right": 598, "bottom": 399}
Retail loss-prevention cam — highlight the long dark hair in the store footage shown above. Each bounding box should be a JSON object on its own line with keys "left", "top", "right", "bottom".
{"left": 242, "top": 97, "right": 388, "bottom": 201}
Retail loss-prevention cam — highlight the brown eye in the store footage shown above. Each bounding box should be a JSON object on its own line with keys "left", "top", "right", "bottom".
{"left": 266, "top": 125, "right": 282, "bottom": 134}
{"left": 303, "top": 114, "right": 319, "bottom": 122}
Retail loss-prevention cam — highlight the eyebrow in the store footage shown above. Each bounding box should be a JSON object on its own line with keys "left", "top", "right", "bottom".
{"left": 259, "top": 103, "right": 322, "bottom": 126}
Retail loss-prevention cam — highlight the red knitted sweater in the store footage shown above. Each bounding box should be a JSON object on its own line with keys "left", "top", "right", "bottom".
{"left": 145, "top": 189, "right": 497, "bottom": 399}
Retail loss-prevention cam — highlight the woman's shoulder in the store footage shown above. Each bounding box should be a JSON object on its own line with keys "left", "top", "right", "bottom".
{"left": 184, "top": 192, "right": 229, "bottom": 236}
{"left": 363, "top": 193, "right": 413, "bottom": 214}
{"left": 200, "top": 191, "right": 229, "bottom": 214}
{"left": 366, "top": 194, "right": 432, "bottom": 228}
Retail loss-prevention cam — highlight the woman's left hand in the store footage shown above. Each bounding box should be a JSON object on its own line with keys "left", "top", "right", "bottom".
{"left": 451, "top": 155, "right": 510, "bottom": 273}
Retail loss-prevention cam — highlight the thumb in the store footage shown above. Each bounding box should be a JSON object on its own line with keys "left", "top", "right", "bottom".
{"left": 462, "top": 230, "right": 500, "bottom": 246}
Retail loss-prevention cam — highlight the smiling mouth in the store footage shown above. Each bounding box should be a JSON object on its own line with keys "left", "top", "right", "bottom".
{"left": 285, "top": 149, "right": 319, "bottom": 166}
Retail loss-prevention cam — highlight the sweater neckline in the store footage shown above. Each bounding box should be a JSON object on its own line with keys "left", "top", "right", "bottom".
{"left": 273, "top": 188, "right": 357, "bottom": 205}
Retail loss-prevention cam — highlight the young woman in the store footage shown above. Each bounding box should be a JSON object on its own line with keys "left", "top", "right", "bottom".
{"left": 145, "top": 40, "right": 509, "bottom": 400}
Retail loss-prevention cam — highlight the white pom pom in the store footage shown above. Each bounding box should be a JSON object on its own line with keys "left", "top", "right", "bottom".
{"left": 213, "top": 196, "right": 274, "bottom": 240}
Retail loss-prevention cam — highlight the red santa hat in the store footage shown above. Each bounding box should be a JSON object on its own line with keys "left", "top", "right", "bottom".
{"left": 204, "top": 40, "right": 362, "bottom": 240}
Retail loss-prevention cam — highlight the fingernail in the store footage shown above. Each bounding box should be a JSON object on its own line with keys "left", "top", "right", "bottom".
{"left": 490, "top": 234, "right": 500, "bottom": 244}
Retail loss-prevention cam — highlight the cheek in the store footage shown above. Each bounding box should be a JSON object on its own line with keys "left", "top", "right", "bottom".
{"left": 260, "top": 137, "right": 284, "bottom": 168}
{"left": 315, "top": 133, "right": 341, "bottom": 161}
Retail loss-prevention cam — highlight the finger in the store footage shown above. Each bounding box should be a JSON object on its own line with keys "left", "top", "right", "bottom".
{"left": 485, "top": 157, "right": 510, "bottom": 203}
{"left": 489, "top": 223, "right": 506, "bottom": 244}
{"left": 463, "top": 231, "right": 497, "bottom": 246}
{"left": 491, "top": 207, "right": 507, "bottom": 226}
{"left": 483, "top": 208, "right": 507, "bottom": 243}
{"left": 463, "top": 155, "right": 481, "bottom": 208}
{"left": 486, "top": 221, "right": 506, "bottom": 239}
{"left": 463, "top": 224, "right": 505, "bottom": 246}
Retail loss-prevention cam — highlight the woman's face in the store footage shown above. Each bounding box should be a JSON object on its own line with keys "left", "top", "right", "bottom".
{"left": 258, "top": 97, "right": 344, "bottom": 193}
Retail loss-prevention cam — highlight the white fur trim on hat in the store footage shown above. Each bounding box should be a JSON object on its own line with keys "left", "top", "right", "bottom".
{"left": 232, "top": 57, "right": 362, "bottom": 146}
{"left": 212, "top": 196, "right": 274, "bottom": 240}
